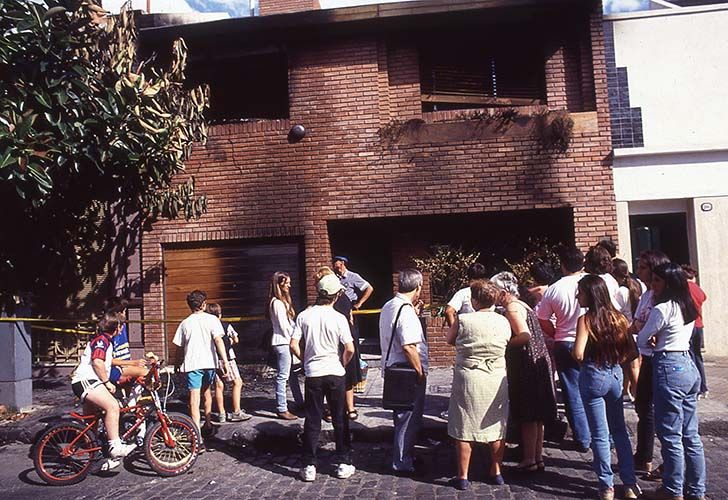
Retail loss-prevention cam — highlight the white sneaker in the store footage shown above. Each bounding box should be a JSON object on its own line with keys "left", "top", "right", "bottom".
{"left": 109, "top": 442, "right": 136, "bottom": 459}
{"left": 299, "top": 464, "right": 316, "bottom": 482}
{"left": 101, "top": 458, "right": 121, "bottom": 471}
{"left": 336, "top": 463, "right": 355, "bottom": 479}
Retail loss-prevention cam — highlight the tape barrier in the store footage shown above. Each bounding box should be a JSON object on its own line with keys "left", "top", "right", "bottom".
{"left": 0, "top": 304, "right": 437, "bottom": 336}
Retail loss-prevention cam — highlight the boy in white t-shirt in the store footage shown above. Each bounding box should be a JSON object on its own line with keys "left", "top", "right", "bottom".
{"left": 173, "top": 290, "right": 230, "bottom": 437}
{"left": 291, "top": 274, "right": 355, "bottom": 482}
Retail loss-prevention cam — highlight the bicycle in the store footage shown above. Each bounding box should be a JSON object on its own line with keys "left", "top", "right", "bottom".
{"left": 33, "top": 358, "right": 200, "bottom": 485}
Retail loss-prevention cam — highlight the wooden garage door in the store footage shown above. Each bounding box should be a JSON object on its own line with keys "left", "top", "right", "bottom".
{"left": 163, "top": 240, "right": 303, "bottom": 364}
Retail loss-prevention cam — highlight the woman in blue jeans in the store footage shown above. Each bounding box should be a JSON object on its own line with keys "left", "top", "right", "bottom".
{"left": 638, "top": 263, "right": 706, "bottom": 500}
{"left": 573, "top": 275, "right": 640, "bottom": 500}
{"left": 266, "top": 271, "right": 304, "bottom": 419}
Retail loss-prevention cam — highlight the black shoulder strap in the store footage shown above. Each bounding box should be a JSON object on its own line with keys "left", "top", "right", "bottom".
{"left": 385, "top": 303, "right": 412, "bottom": 364}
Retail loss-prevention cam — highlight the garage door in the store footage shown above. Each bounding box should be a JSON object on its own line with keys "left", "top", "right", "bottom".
{"left": 162, "top": 240, "right": 303, "bottom": 364}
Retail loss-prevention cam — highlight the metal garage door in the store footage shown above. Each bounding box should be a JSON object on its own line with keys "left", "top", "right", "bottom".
{"left": 162, "top": 240, "right": 303, "bottom": 363}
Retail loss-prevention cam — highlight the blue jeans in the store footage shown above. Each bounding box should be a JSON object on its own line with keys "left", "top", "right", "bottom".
{"left": 579, "top": 362, "right": 636, "bottom": 490}
{"left": 653, "top": 351, "right": 706, "bottom": 497}
{"left": 553, "top": 341, "right": 591, "bottom": 449}
{"left": 274, "top": 344, "right": 304, "bottom": 413}
{"left": 392, "top": 381, "right": 426, "bottom": 471}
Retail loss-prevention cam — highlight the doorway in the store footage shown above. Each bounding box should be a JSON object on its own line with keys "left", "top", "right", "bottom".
{"left": 629, "top": 212, "right": 690, "bottom": 269}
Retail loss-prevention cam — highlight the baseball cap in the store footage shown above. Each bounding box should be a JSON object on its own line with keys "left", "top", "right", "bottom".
{"left": 317, "top": 274, "right": 345, "bottom": 295}
{"left": 332, "top": 255, "right": 349, "bottom": 264}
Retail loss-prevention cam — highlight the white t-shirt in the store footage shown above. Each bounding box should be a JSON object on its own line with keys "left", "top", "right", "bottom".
{"left": 173, "top": 311, "right": 225, "bottom": 372}
{"left": 615, "top": 287, "right": 634, "bottom": 322}
{"left": 291, "top": 305, "right": 353, "bottom": 378}
{"left": 379, "top": 293, "right": 429, "bottom": 375}
{"left": 600, "top": 273, "right": 622, "bottom": 309}
{"left": 270, "top": 298, "right": 295, "bottom": 346}
{"left": 637, "top": 300, "right": 694, "bottom": 353}
{"left": 536, "top": 273, "right": 585, "bottom": 343}
{"left": 447, "top": 286, "right": 475, "bottom": 314}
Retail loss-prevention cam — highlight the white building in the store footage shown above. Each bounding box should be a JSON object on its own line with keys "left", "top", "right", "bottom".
{"left": 605, "top": 2, "right": 728, "bottom": 355}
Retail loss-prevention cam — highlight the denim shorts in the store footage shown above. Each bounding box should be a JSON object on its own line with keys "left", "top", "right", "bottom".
{"left": 186, "top": 369, "right": 216, "bottom": 390}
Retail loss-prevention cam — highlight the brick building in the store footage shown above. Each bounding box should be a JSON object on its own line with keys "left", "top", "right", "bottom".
{"left": 138, "top": 0, "right": 617, "bottom": 366}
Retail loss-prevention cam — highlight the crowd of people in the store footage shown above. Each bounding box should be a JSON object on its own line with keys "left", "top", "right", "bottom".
{"left": 69, "top": 246, "right": 710, "bottom": 500}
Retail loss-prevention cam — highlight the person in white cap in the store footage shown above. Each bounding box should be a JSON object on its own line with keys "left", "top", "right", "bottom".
{"left": 291, "top": 273, "right": 356, "bottom": 482}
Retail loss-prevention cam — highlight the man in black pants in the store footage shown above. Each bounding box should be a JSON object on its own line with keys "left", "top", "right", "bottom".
{"left": 291, "top": 274, "right": 355, "bottom": 481}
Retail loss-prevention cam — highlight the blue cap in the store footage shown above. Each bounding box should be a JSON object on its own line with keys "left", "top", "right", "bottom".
{"left": 332, "top": 255, "right": 349, "bottom": 264}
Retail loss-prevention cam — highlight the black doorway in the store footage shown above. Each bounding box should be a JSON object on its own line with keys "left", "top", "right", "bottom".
{"left": 629, "top": 212, "right": 690, "bottom": 269}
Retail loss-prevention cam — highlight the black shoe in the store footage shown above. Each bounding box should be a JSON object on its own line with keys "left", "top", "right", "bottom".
{"left": 448, "top": 478, "right": 470, "bottom": 490}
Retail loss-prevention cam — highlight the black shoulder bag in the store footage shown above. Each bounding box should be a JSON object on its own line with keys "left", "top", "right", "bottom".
{"left": 382, "top": 303, "right": 419, "bottom": 411}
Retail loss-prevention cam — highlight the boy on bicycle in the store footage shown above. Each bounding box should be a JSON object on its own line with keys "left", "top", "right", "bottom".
{"left": 104, "top": 298, "right": 148, "bottom": 397}
{"left": 71, "top": 313, "right": 136, "bottom": 459}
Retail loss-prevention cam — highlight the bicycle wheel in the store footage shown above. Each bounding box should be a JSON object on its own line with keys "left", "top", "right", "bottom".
{"left": 144, "top": 412, "right": 199, "bottom": 477}
{"left": 33, "top": 421, "right": 100, "bottom": 485}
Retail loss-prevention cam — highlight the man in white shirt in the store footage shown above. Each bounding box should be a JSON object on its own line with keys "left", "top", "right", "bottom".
{"left": 444, "top": 262, "right": 487, "bottom": 327}
{"left": 173, "top": 290, "right": 230, "bottom": 436}
{"left": 291, "top": 274, "right": 355, "bottom": 482}
{"left": 379, "top": 268, "right": 427, "bottom": 474}
{"left": 536, "top": 246, "right": 591, "bottom": 452}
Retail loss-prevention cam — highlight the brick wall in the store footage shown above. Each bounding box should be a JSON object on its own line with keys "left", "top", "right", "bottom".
{"left": 141, "top": 4, "right": 616, "bottom": 366}
{"left": 258, "top": 0, "right": 319, "bottom": 16}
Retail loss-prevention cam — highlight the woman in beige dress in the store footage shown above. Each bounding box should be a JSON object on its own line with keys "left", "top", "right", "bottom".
{"left": 446, "top": 279, "right": 511, "bottom": 490}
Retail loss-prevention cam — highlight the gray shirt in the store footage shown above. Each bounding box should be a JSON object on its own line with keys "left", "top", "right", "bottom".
{"left": 339, "top": 270, "right": 371, "bottom": 303}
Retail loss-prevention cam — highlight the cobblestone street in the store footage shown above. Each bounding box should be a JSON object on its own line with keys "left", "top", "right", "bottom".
{"left": 1, "top": 359, "right": 726, "bottom": 499}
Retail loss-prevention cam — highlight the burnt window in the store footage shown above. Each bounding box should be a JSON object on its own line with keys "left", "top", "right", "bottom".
{"left": 419, "top": 35, "right": 546, "bottom": 112}
{"left": 186, "top": 51, "right": 289, "bottom": 122}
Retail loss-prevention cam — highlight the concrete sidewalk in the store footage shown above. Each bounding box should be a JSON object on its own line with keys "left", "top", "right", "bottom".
{"left": 2, "top": 356, "right": 727, "bottom": 449}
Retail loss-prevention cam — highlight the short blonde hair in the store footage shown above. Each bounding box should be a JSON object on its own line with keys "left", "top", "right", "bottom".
{"left": 470, "top": 279, "right": 500, "bottom": 308}
{"left": 315, "top": 266, "right": 335, "bottom": 283}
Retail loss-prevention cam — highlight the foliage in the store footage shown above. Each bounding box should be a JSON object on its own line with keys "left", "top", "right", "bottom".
{"left": 504, "top": 237, "right": 562, "bottom": 287}
{"left": 0, "top": 0, "right": 209, "bottom": 313}
{"left": 412, "top": 245, "right": 480, "bottom": 306}
{"left": 534, "top": 111, "right": 574, "bottom": 154}
{"left": 378, "top": 118, "right": 425, "bottom": 147}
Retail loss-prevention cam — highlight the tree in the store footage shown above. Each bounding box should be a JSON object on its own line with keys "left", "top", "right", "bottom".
{"left": 0, "top": 0, "right": 209, "bottom": 314}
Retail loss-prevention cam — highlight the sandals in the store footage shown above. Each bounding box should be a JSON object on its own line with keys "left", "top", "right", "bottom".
{"left": 514, "top": 461, "right": 545, "bottom": 473}
{"left": 514, "top": 463, "right": 539, "bottom": 473}
{"left": 644, "top": 464, "right": 663, "bottom": 482}
{"left": 348, "top": 409, "right": 359, "bottom": 421}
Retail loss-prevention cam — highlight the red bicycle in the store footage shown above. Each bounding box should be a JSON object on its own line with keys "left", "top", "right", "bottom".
{"left": 33, "top": 359, "right": 199, "bottom": 485}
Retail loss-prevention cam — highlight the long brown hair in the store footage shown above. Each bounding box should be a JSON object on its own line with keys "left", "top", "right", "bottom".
{"left": 265, "top": 271, "right": 295, "bottom": 320}
{"left": 578, "top": 275, "right": 631, "bottom": 366}
{"left": 611, "top": 258, "right": 642, "bottom": 316}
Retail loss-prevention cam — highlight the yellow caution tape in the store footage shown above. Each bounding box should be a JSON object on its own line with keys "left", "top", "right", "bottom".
{"left": 0, "top": 305, "right": 438, "bottom": 336}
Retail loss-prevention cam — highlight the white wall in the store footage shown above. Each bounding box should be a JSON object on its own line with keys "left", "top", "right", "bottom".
{"left": 608, "top": 7, "right": 728, "bottom": 356}
{"left": 692, "top": 197, "right": 728, "bottom": 356}
{"left": 610, "top": 7, "right": 728, "bottom": 152}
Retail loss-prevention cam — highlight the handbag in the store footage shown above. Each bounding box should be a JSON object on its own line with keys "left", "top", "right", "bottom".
{"left": 382, "top": 303, "right": 419, "bottom": 411}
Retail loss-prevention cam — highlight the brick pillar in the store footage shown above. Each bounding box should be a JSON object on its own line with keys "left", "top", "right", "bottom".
{"left": 304, "top": 219, "right": 331, "bottom": 303}
{"left": 545, "top": 42, "right": 568, "bottom": 110}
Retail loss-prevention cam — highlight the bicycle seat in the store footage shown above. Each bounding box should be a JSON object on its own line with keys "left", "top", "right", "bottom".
{"left": 70, "top": 411, "right": 101, "bottom": 421}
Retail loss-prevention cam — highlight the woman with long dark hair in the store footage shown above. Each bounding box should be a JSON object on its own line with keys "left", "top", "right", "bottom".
{"left": 573, "top": 275, "right": 640, "bottom": 500}
{"left": 638, "top": 263, "right": 705, "bottom": 500}
{"left": 265, "top": 271, "right": 304, "bottom": 419}
{"left": 630, "top": 250, "right": 670, "bottom": 476}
